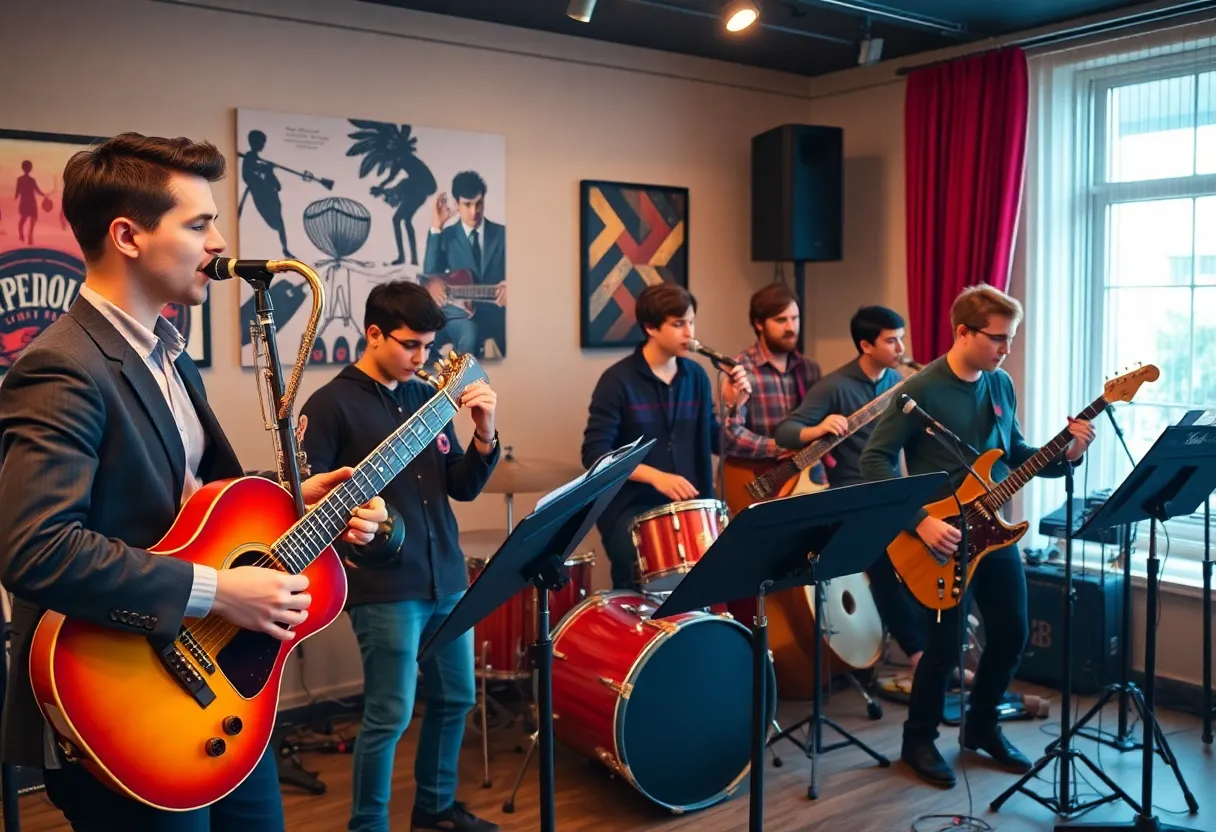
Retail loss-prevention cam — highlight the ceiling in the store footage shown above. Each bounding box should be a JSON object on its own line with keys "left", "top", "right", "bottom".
{"left": 355, "top": 0, "right": 1168, "bottom": 76}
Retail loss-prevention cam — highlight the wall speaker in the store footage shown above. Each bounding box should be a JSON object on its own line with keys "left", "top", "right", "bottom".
{"left": 751, "top": 124, "right": 843, "bottom": 263}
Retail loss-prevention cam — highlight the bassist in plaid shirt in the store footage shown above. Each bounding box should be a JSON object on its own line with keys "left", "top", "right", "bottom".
{"left": 721, "top": 283, "right": 824, "bottom": 500}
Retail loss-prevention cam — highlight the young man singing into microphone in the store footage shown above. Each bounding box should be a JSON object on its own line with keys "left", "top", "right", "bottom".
{"left": 0, "top": 132, "right": 387, "bottom": 830}
{"left": 581, "top": 283, "right": 751, "bottom": 590}
{"left": 859, "top": 284, "right": 1095, "bottom": 788}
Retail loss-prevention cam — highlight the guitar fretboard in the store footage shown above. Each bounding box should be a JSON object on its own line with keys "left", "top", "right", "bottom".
{"left": 448, "top": 285, "right": 498, "bottom": 299}
{"left": 979, "top": 396, "right": 1108, "bottom": 510}
{"left": 270, "top": 391, "right": 460, "bottom": 573}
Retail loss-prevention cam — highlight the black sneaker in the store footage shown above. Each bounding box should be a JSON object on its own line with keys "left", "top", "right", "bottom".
{"left": 963, "top": 725, "right": 1033, "bottom": 773}
{"left": 411, "top": 801, "right": 500, "bottom": 832}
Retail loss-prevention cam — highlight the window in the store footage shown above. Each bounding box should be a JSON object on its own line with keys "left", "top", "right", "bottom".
{"left": 1086, "top": 62, "right": 1216, "bottom": 577}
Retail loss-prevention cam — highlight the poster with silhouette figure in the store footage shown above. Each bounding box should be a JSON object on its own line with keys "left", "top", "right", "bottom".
{"left": 235, "top": 109, "right": 507, "bottom": 368}
{"left": 0, "top": 130, "right": 211, "bottom": 372}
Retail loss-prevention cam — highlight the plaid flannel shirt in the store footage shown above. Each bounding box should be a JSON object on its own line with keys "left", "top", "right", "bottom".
{"left": 724, "top": 342, "right": 821, "bottom": 460}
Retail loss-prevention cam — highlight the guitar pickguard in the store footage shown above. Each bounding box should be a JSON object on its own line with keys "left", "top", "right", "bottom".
{"left": 213, "top": 549, "right": 288, "bottom": 699}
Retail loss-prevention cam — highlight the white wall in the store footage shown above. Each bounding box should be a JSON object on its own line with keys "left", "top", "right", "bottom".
{"left": 0, "top": 0, "right": 814, "bottom": 705}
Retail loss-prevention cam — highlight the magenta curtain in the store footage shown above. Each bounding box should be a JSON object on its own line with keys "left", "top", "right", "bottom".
{"left": 905, "top": 47, "right": 1029, "bottom": 362}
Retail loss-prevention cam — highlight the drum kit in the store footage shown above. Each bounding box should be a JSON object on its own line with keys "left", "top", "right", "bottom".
{"left": 459, "top": 451, "right": 892, "bottom": 816}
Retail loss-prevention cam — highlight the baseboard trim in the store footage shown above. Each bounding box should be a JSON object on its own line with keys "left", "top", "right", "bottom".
{"left": 1128, "top": 671, "right": 1214, "bottom": 721}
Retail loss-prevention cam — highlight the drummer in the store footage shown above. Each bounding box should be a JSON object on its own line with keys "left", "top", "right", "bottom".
{"left": 581, "top": 283, "right": 751, "bottom": 589}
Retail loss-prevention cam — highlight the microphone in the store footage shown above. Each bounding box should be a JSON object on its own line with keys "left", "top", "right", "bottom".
{"left": 202, "top": 257, "right": 283, "bottom": 282}
{"left": 898, "top": 394, "right": 967, "bottom": 447}
{"left": 899, "top": 394, "right": 996, "bottom": 500}
{"left": 689, "top": 339, "right": 738, "bottom": 368}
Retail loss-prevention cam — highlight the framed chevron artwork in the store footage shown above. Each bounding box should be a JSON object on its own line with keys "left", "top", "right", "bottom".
{"left": 579, "top": 179, "right": 688, "bottom": 348}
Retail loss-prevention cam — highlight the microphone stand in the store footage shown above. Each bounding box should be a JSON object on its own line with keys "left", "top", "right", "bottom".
{"left": 239, "top": 262, "right": 334, "bottom": 795}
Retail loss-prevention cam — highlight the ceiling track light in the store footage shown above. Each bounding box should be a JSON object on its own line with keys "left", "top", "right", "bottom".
{"left": 567, "top": 0, "right": 597, "bottom": 23}
{"left": 722, "top": 0, "right": 759, "bottom": 33}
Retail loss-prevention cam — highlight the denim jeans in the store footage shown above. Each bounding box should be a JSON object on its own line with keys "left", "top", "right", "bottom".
{"left": 600, "top": 514, "right": 642, "bottom": 590}
{"left": 44, "top": 745, "right": 283, "bottom": 831}
{"left": 347, "top": 592, "right": 477, "bottom": 832}
{"left": 904, "top": 546, "right": 1030, "bottom": 744}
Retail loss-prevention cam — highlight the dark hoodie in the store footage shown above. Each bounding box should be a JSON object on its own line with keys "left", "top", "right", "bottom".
{"left": 299, "top": 364, "right": 500, "bottom": 605}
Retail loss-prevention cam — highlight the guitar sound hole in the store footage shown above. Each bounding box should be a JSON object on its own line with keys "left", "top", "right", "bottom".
{"left": 215, "top": 548, "right": 291, "bottom": 699}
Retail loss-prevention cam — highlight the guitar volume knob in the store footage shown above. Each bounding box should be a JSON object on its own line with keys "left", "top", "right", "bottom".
{"left": 223, "top": 716, "right": 243, "bottom": 735}
{"left": 205, "top": 737, "right": 226, "bottom": 757}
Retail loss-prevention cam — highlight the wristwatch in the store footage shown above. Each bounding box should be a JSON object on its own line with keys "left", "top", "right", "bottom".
{"left": 475, "top": 429, "right": 499, "bottom": 452}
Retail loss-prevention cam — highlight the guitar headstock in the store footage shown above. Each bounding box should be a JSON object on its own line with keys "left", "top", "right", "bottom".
{"left": 1103, "top": 363, "right": 1160, "bottom": 404}
{"left": 418, "top": 351, "right": 490, "bottom": 399}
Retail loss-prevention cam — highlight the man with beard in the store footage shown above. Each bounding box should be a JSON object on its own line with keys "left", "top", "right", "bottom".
{"left": 721, "top": 282, "right": 824, "bottom": 498}
{"left": 775, "top": 306, "right": 926, "bottom": 688}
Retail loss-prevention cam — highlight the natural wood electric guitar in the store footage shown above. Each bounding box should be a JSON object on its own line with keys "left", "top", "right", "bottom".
{"left": 887, "top": 364, "right": 1159, "bottom": 611}
{"left": 28, "top": 355, "right": 489, "bottom": 812}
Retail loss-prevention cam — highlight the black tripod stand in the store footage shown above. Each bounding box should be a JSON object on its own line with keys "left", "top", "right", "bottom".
{"left": 1055, "top": 409, "right": 1212, "bottom": 832}
{"left": 992, "top": 456, "right": 1139, "bottom": 819}
{"left": 766, "top": 580, "right": 889, "bottom": 799}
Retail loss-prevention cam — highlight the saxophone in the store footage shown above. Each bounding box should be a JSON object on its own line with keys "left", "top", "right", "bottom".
{"left": 239, "top": 259, "right": 326, "bottom": 489}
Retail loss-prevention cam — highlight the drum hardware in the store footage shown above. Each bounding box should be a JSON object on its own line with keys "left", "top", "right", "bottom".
{"left": 765, "top": 580, "right": 890, "bottom": 798}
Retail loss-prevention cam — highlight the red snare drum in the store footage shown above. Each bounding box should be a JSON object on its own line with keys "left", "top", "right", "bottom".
{"left": 629, "top": 499, "right": 728, "bottom": 591}
{"left": 551, "top": 590, "right": 777, "bottom": 813}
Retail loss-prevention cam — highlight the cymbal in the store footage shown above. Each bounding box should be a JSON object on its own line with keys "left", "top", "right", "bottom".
{"left": 484, "top": 448, "right": 585, "bottom": 494}
{"left": 459, "top": 528, "right": 506, "bottom": 562}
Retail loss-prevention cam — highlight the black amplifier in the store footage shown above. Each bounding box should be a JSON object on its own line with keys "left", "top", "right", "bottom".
{"left": 1015, "top": 561, "right": 1124, "bottom": 695}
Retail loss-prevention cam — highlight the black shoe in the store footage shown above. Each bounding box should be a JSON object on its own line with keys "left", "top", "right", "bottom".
{"left": 900, "top": 741, "right": 956, "bottom": 788}
{"left": 411, "top": 801, "right": 500, "bottom": 832}
{"left": 963, "top": 725, "right": 1032, "bottom": 773}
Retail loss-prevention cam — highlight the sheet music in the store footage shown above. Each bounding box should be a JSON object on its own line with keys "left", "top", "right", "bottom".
{"left": 532, "top": 437, "right": 643, "bottom": 512}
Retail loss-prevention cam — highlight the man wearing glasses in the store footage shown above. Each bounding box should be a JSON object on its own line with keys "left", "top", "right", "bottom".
{"left": 860, "top": 284, "right": 1095, "bottom": 789}
{"left": 299, "top": 280, "right": 501, "bottom": 832}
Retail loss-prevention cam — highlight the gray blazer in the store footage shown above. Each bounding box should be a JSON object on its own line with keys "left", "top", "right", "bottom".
{"left": 0, "top": 297, "right": 243, "bottom": 766}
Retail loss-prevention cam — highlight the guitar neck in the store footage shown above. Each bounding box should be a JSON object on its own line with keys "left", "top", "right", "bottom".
{"left": 791, "top": 374, "right": 913, "bottom": 471}
{"left": 746, "top": 372, "right": 914, "bottom": 500}
{"left": 447, "top": 285, "right": 498, "bottom": 300}
{"left": 981, "top": 395, "right": 1108, "bottom": 510}
{"left": 271, "top": 388, "right": 459, "bottom": 571}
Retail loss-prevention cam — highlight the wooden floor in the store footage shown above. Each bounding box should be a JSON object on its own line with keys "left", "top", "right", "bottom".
{"left": 14, "top": 682, "right": 1216, "bottom": 831}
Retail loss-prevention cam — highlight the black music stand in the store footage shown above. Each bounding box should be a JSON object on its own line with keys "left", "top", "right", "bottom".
{"left": 1052, "top": 415, "right": 1216, "bottom": 832}
{"left": 419, "top": 438, "right": 654, "bottom": 832}
{"left": 765, "top": 574, "right": 889, "bottom": 799}
{"left": 651, "top": 472, "right": 950, "bottom": 831}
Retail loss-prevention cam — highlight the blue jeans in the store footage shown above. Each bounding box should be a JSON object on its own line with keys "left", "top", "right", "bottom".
{"left": 43, "top": 745, "right": 283, "bottom": 830}
{"left": 347, "top": 593, "right": 477, "bottom": 832}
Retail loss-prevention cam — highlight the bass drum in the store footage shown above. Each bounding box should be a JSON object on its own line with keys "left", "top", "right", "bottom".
{"left": 551, "top": 590, "right": 777, "bottom": 813}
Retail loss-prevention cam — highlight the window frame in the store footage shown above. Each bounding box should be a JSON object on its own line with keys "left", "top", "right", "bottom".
{"left": 1080, "top": 55, "right": 1216, "bottom": 570}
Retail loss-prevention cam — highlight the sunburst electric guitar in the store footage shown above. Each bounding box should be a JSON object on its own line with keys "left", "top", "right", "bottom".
{"left": 28, "top": 354, "right": 489, "bottom": 812}
{"left": 887, "top": 364, "right": 1159, "bottom": 611}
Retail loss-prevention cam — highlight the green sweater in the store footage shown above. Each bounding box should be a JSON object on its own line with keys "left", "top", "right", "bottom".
{"left": 859, "top": 356, "right": 1074, "bottom": 531}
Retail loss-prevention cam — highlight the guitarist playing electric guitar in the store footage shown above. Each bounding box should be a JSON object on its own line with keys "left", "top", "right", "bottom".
{"left": 859, "top": 284, "right": 1095, "bottom": 790}
{"left": 774, "top": 305, "right": 927, "bottom": 689}
{"left": 0, "top": 133, "right": 388, "bottom": 830}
